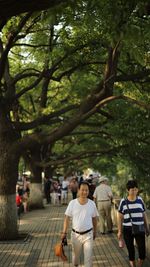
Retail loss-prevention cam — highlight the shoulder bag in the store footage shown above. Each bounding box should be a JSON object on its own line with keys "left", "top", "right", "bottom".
{"left": 125, "top": 199, "right": 145, "bottom": 235}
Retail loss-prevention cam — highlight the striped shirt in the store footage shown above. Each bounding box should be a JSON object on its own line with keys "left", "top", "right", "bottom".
{"left": 118, "top": 196, "right": 145, "bottom": 226}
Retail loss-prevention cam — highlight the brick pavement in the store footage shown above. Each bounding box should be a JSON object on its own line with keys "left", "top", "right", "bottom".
{"left": 0, "top": 202, "right": 150, "bottom": 267}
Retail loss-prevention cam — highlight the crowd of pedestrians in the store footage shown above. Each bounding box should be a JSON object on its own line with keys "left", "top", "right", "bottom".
{"left": 15, "top": 172, "right": 150, "bottom": 267}
{"left": 59, "top": 175, "right": 149, "bottom": 267}
{"left": 43, "top": 173, "right": 98, "bottom": 206}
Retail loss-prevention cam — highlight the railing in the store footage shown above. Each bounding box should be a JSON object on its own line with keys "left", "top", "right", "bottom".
{"left": 112, "top": 198, "right": 150, "bottom": 259}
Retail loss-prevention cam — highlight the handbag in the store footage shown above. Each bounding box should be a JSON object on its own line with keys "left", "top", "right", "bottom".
{"left": 131, "top": 224, "right": 145, "bottom": 235}
{"left": 125, "top": 199, "right": 145, "bottom": 235}
{"left": 54, "top": 242, "right": 68, "bottom": 261}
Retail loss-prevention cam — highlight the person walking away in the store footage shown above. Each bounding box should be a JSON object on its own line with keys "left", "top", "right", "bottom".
{"left": 57, "top": 179, "right": 62, "bottom": 204}
{"left": 16, "top": 191, "right": 24, "bottom": 215}
{"left": 53, "top": 179, "right": 61, "bottom": 205}
{"left": 22, "top": 175, "right": 30, "bottom": 212}
{"left": 117, "top": 179, "right": 150, "bottom": 267}
{"left": 79, "top": 176, "right": 83, "bottom": 185}
{"left": 61, "top": 176, "right": 69, "bottom": 205}
{"left": 87, "top": 176, "right": 96, "bottom": 200}
{"left": 93, "top": 176, "right": 113, "bottom": 234}
{"left": 44, "top": 177, "right": 51, "bottom": 204}
{"left": 61, "top": 181, "right": 99, "bottom": 267}
{"left": 69, "top": 177, "right": 78, "bottom": 199}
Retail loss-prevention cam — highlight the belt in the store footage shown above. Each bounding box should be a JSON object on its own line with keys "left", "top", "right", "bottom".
{"left": 72, "top": 228, "right": 92, "bottom": 235}
{"left": 98, "top": 199, "right": 110, "bottom": 202}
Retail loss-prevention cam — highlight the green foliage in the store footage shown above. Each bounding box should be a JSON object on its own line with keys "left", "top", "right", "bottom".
{"left": 1, "top": 0, "right": 150, "bottom": 200}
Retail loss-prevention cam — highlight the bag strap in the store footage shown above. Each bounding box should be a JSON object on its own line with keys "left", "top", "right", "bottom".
{"left": 125, "top": 198, "right": 133, "bottom": 224}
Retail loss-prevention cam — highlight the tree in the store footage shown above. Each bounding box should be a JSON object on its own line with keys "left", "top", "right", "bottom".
{"left": 0, "top": 1, "right": 150, "bottom": 240}
{"left": 0, "top": 7, "right": 118, "bottom": 239}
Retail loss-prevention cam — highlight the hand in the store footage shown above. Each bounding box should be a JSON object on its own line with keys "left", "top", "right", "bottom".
{"left": 61, "top": 232, "right": 67, "bottom": 241}
{"left": 117, "top": 231, "right": 122, "bottom": 240}
{"left": 62, "top": 236, "right": 68, "bottom": 246}
{"left": 145, "top": 228, "right": 150, "bottom": 237}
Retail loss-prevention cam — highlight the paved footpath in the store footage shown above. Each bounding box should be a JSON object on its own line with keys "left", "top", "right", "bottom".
{"left": 0, "top": 203, "right": 150, "bottom": 267}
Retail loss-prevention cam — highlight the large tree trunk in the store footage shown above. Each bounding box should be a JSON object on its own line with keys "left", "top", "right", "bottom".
{"left": 0, "top": 110, "right": 20, "bottom": 240}
{"left": 29, "top": 168, "right": 44, "bottom": 209}
{"left": 29, "top": 181, "right": 43, "bottom": 209}
{"left": 27, "top": 151, "right": 44, "bottom": 209}
{"left": 0, "top": 194, "right": 18, "bottom": 240}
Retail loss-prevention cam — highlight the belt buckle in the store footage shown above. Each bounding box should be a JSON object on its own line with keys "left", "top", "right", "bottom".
{"left": 72, "top": 228, "right": 92, "bottom": 235}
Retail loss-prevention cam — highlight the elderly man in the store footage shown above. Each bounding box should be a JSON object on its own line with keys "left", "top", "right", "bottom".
{"left": 93, "top": 176, "right": 113, "bottom": 234}
{"left": 61, "top": 181, "right": 99, "bottom": 267}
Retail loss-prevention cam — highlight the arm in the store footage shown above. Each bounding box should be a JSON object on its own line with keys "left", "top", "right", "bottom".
{"left": 93, "top": 197, "right": 97, "bottom": 204}
{"left": 108, "top": 187, "right": 113, "bottom": 202}
{"left": 143, "top": 212, "right": 150, "bottom": 236}
{"left": 93, "top": 189, "right": 97, "bottom": 203}
{"left": 109, "top": 194, "right": 113, "bottom": 203}
{"left": 117, "top": 212, "right": 124, "bottom": 240}
{"left": 61, "top": 215, "right": 70, "bottom": 240}
{"left": 92, "top": 216, "right": 98, "bottom": 240}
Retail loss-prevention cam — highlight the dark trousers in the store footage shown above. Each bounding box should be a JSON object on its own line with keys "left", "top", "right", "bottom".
{"left": 123, "top": 226, "right": 146, "bottom": 261}
{"left": 45, "top": 191, "right": 51, "bottom": 204}
{"left": 72, "top": 191, "right": 77, "bottom": 199}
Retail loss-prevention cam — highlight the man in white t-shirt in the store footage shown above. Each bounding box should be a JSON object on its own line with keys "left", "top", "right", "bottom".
{"left": 61, "top": 181, "right": 99, "bottom": 267}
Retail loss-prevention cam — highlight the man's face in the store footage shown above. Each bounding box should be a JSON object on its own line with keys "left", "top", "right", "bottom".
{"left": 78, "top": 184, "right": 89, "bottom": 198}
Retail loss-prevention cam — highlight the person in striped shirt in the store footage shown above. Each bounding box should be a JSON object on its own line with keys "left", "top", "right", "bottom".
{"left": 117, "top": 179, "right": 149, "bottom": 267}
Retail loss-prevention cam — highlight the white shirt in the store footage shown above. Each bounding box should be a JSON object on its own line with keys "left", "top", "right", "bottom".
{"left": 65, "top": 198, "right": 99, "bottom": 232}
{"left": 62, "top": 180, "right": 69, "bottom": 190}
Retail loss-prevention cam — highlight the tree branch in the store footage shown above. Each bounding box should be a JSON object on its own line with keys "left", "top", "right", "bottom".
{"left": 116, "top": 69, "right": 150, "bottom": 83}
{"left": 35, "top": 146, "right": 124, "bottom": 167}
{"left": 13, "top": 104, "right": 78, "bottom": 131}
{"left": 0, "top": 13, "right": 32, "bottom": 82}
{"left": 0, "top": 0, "right": 69, "bottom": 19}
{"left": 15, "top": 73, "right": 43, "bottom": 99}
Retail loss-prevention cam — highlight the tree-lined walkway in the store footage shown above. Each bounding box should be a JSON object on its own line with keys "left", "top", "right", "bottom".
{"left": 0, "top": 203, "right": 150, "bottom": 267}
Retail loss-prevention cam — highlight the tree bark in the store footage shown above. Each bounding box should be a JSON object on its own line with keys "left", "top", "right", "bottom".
{"left": 27, "top": 152, "right": 44, "bottom": 209}
{"left": 29, "top": 182, "right": 43, "bottom": 209}
{"left": 0, "top": 0, "right": 69, "bottom": 19}
{"left": 0, "top": 109, "right": 20, "bottom": 240}
{"left": 44, "top": 166, "right": 54, "bottom": 179}
{"left": 0, "top": 195, "right": 18, "bottom": 240}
